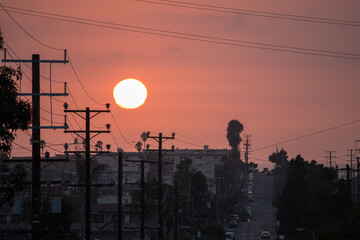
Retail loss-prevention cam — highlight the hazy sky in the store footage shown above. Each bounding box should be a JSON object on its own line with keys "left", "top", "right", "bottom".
{"left": 1, "top": 0, "right": 360, "bottom": 168}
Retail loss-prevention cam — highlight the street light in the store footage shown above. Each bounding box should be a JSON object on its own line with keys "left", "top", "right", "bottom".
{"left": 296, "top": 228, "right": 314, "bottom": 240}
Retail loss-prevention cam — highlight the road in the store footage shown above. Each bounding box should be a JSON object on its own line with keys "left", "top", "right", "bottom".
{"left": 235, "top": 172, "right": 277, "bottom": 240}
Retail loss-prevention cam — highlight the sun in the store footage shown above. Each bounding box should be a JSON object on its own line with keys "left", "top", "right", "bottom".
{"left": 113, "top": 79, "right": 147, "bottom": 109}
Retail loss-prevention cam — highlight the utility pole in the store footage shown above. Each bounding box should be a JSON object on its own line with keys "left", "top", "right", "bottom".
{"left": 64, "top": 105, "right": 110, "bottom": 240}
{"left": 325, "top": 151, "right": 336, "bottom": 168}
{"left": 174, "top": 180, "right": 178, "bottom": 240}
{"left": 3, "top": 51, "right": 68, "bottom": 240}
{"left": 146, "top": 132, "right": 175, "bottom": 240}
{"left": 141, "top": 152, "right": 145, "bottom": 240}
{"left": 347, "top": 149, "right": 354, "bottom": 180}
{"left": 243, "top": 134, "right": 251, "bottom": 166}
{"left": 357, "top": 157, "right": 360, "bottom": 201}
{"left": 118, "top": 151, "right": 123, "bottom": 240}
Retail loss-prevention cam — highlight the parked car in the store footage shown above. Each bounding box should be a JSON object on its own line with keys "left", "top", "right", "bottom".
{"left": 248, "top": 193, "right": 253, "bottom": 202}
{"left": 246, "top": 207, "right": 252, "bottom": 215}
{"left": 225, "top": 231, "right": 235, "bottom": 240}
{"left": 229, "top": 214, "right": 240, "bottom": 223}
{"left": 260, "top": 231, "right": 271, "bottom": 239}
{"left": 228, "top": 219, "right": 237, "bottom": 228}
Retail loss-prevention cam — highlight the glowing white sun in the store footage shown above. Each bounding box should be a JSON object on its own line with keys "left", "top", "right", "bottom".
{"left": 113, "top": 79, "right": 147, "bottom": 109}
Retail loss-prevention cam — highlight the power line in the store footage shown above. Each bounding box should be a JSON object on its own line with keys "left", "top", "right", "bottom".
{"left": 137, "top": 0, "right": 360, "bottom": 27}
{"left": 176, "top": 132, "right": 214, "bottom": 148}
{"left": 252, "top": 119, "right": 360, "bottom": 152}
{"left": 12, "top": 142, "right": 32, "bottom": 152}
{"left": 4, "top": 42, "right": 67, "bottom": 118}
{"left": 66, "top": 52, "right": 105, "bottom": 106}
{"left": 173, "top": 138, "right": 203, "bottom": 148}
{"left": 110, "top": 111, "right": 134, "bottom": 148}
{"left": 0, "top": 3, "right": 64, "bottom": 51}
{"left": 2, "top": 8, "right": 104, "bottom": 106}
{"left": 110, "top": 131, "right": 120, "bottom": 149}
{"left": 66, "top": 85, "right": 80, "bottom": 110}
{"left": 2, "top": 6, "right": 360, "bottom": 60}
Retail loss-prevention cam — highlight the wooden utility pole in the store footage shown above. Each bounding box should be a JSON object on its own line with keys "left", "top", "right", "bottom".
{"left": 32, "top": 54, "right": 41, "bottom": 240}
{"left": 118, "top": 151, "right": 123, "bottom": 240}
{"left": 243, "top": 134, "right": 251, "bottom": 166}
{"left": 64, "top": 106, "right": 110, "bottom": 240}
{"left": 357, "top": 157, "right": 360, "bottom": 201}
{"left": 325, "top": 151, "right": 336, "bottom": 168}
{"left": 141, "top": 153, "right": 145, "bottom": 240}
{"left": 174, "top": 180, "right": 178, "bottom": 240}
{"left": 3, "top": 51, "right": 68, "bottom": 240}
{"left": 146, "top": 132, "right": 175, "bottom": 240}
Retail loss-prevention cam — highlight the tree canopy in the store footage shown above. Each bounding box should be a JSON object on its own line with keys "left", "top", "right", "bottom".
{"left": 226, "top": 119, "right": 243, "bottom": 149}
{"left": 0, "top": 28, "right": 31, "bottom": 207}
{"left": 268, "top": 148, "right": 288, "bottom": 168}
{"left": 0, "top": 29, "right": 31, "bottom": 156}
{"left": 274, "top": 155, "right": 351, "bottom": 240}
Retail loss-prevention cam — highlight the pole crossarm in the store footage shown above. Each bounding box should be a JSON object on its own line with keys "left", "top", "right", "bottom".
{"left": 19, "top": 93, "right": 68, "bottom": 96}
{"left": 3, "top": 158, "right": 69, "bottom": 163}
{"left": 29, "top": 125, "right": 68, "bottom": 129}
{"left": 65, "top": 151, "right": 110, "bottom": 154}
{"left": 64, "top": 130, "right": 110, "bottom": 134}
{"left": 64, "top": 109, "right": 110, "bottom": 113}
{"left": 2, "top": 59, "right": 68, "bottom": 63}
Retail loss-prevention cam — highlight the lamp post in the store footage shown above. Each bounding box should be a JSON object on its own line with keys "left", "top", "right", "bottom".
{"left": 296, "top": 228, "right": 314, "bottom": 240}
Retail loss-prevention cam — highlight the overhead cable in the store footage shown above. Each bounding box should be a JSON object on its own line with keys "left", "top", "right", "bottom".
{"left": 2, "top": 6, "right": 360, "bottom": 60}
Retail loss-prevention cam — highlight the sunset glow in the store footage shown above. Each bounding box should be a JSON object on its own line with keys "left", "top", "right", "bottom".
{"left": 113, "top": 79, "right": 147, "bottom": 109}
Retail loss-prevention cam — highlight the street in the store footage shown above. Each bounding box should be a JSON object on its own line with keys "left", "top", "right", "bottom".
{"left": 235, "top": 172, "right": 277, "bottom": 240}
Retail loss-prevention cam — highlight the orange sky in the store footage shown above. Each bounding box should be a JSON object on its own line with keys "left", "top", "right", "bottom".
{"left": 1, "top": 0, "right": 360, "bottom": 168}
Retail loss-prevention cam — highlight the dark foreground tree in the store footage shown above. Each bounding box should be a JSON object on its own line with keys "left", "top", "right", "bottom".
{"left": 275, "top": 155, "right": 350, "bottom": 240}
{"left": 0, "top": 28, "right": 31, "bottom": 155}
{"left": 0, "top": 28, "right": 31, "bottom": 206}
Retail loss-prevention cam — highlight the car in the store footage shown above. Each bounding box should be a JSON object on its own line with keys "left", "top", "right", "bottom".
{"left": 260, "top": 231, "right": 271, "bottom": 239}
{"left": 229, "top": 214, "right": 240, "bottom": 223}
{"left": 228, "top": 219, "right": 237, "bottom": 228}
{"left": 225, "top": 230, "right": 236, "bottom": 240}
{"left": 246, "top": 207, "right": 252, "bottom": 215}
{"left": 248, "top": 192, "right": 253, "bottom": 202}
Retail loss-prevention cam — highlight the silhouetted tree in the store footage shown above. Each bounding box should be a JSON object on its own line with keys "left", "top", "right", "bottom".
{"left": 0, "top": 28, "right": 31, "bottom": 206}
{"left": 95, "top": 140, "right": 103, "bottom": 151}
{"left": 269, "top": 148, "right": 288, "bottom": 168}
{"left": 226, "top": 119, "right": 243, "bottom": 162}
{"left": 275, "top": 155, "right": 349, "bottom": 240}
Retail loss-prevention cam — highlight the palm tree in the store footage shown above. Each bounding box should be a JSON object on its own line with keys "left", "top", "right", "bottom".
{"left": 226, "top": 119, "right": 244, "bottom": 160}
{"left": 95, "top": 140, "right": 103, "bottom": 151}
